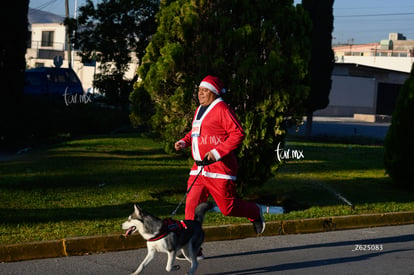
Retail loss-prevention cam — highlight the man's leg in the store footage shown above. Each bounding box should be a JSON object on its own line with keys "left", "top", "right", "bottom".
{"left": 204, "top": 177, "right": 265, "bottom": 233}
{"left": 204, "top": 177, "right": 260, "bottom": 221}
{"left": 184, "top": 176, "right": 209, "bottom": 220}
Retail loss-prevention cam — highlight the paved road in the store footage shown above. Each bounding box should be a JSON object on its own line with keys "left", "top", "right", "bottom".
{"left": 1, "top": 224, "right": 414, "bottom": 275}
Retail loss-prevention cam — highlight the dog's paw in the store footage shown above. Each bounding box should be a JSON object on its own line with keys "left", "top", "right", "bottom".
{"left": 166, "top": 265, "right": 180, "bottom": 272}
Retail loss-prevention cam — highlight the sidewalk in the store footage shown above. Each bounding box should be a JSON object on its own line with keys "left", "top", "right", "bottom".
{"left": 2, "top": 211, "right": 414, "bottom": 263}
{"left": 291, "top": 116, "right": 390, "bottom": 140}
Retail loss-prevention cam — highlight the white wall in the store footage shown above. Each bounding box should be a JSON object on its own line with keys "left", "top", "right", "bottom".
{"left": 330, "top": 75, "right": 377, "bottom": 108}
{"left": 315, "top": 75, "right": 377, "bottom": 116}
{"left": 30, "top": 23, "right": 66, "bottom": 50}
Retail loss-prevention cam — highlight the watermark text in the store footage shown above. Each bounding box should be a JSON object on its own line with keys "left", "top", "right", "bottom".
{"left": 275, "top": 142, "right": 305, "bottom": 162}
{"left": 352, "top": 244, "right": 383, "bottom": 252}
{"left": 63, "top": 88, "right": 92, "bottom": 106}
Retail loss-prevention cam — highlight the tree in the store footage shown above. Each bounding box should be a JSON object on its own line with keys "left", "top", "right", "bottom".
{"left": 69, "top": 0, "right": 159, "bottom": 106}
{"left": 0, "top": 0, "right": 29, "bottom": 150}
{"left": 301, "top": 0, "right": 335, "bottom": 137}
{"left": 0, "top": 0, "right": 28, "bottom": 99}
{"left": 384, "top": 65, "right": 414, "bottom": 189}
{"left": 132, "top": 0, "right": 312, "bottom": 191}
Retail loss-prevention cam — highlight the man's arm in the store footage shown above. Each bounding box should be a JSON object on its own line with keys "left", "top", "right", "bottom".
{"left": 210, "top": 107, "right": 245, "bottom": 161}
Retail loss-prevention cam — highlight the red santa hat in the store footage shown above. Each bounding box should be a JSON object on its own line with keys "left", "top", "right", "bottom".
{"left": 199, "top": 75, "right": 226, "bottom": 96}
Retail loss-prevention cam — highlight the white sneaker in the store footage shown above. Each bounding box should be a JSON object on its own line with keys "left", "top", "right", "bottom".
{"left": 252, "top": 204, "right": 265, "bottom": 234}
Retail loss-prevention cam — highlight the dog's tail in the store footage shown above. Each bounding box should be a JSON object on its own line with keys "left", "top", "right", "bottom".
{"left": 194, "top": 202, "right": 214, "bottom": 224}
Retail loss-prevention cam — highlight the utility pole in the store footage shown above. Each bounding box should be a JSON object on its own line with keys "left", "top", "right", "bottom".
{"left": 65, "top": 0, "right": 72, "bottom": 68}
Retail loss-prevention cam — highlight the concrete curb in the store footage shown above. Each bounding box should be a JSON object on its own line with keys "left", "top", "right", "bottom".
{"left": 2, "top": 211, "right": 414, "bottom": 263}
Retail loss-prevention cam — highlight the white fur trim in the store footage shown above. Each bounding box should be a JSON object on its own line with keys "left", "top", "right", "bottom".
{"left": 191, "top": 98, "right": 223, "bottom": 162}
{"left": 200, "top": 81, "right": 219, "bottom": 95}
{"left": 192, "top": 137, "right": 202, "bottom": 161}
{"left": 190, "top": 169, "right": 236, "bottom": 181}
{"left": 210, "top": 149, "right": 221, "bottom": 161}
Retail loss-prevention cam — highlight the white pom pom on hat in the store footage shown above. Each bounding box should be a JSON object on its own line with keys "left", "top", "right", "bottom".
{"left": 199, "top": 75, "right": 226, "bottom": 96}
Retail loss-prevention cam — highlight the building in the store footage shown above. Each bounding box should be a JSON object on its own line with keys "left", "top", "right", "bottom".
{"left": 26, "top": 9, "right": 137, "bottom": 92}
{"left": 333, "top": 33, "right": 414, "bottom": 73}
{"left": 313, "top": 33, "right": 414, "bottom": 120}
{"left": 315, "top": 63, "right": 410, "bottom": 120}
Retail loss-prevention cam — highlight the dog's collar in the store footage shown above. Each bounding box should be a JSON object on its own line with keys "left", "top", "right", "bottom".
{"left": 148, "top": 218, "right": 188, "bottom": 242}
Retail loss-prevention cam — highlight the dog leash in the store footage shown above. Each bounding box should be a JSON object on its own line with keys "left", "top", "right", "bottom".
{"left": 170, "top": 157, "right": 214, "bottom": 218}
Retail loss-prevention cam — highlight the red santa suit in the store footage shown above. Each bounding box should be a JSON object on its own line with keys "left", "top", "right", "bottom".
{"left": 178, "top": 97, "right": 260, "bottom": 222}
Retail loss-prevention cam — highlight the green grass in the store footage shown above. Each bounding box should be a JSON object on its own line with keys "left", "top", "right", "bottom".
{"left": 1, "top": 134, "right": 414, "bottom": 245}
{"left": 251, "top": 141, "right": 414, "bottom": 218}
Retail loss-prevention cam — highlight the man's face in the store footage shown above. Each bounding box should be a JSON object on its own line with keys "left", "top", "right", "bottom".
{"left": 198, "top": 87, "right": 217, "bottom": 106}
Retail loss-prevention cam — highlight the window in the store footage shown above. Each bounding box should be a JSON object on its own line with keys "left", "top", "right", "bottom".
{"left": 41, "top": 31, "right": 54, "bottom": 47}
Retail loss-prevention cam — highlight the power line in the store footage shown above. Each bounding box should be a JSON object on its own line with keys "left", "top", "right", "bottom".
{"left": 32, "top": 0, "right": 59, "bottom": 10}
{"left": 336, "top": 12, "right": 414, "bottom": 18}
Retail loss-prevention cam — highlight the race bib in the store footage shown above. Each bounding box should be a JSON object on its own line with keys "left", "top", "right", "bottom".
{"left": 192, "top": 120, "right": 201, "bottom": 137}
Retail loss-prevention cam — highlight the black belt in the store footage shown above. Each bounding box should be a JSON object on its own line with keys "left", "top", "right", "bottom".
{"left": 195, "top": 157, "right": 216, "bottom": 166}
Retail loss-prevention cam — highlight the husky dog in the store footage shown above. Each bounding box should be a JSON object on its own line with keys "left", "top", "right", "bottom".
{"left": 122, "top": 202, "right": 213, "bottom": 275}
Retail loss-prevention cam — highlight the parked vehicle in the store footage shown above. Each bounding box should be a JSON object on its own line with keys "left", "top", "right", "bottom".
{"left": 86, "top": 87, "right": 105, "bottom": 99}
{"left": 24, "top": 67, "right": 84, "bottom": 97}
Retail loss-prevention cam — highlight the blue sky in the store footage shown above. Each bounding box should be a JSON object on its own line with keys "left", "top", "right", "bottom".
{"left": 29, "top": 0, "right": 414, "bottom": 44}
{"left": 332, "top": 0, "right": 414, "bottom": 44}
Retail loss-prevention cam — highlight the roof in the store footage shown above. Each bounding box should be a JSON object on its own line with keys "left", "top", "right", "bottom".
{"left": 26, "top": 67, "right": 74, "bottom": 73}
{"left": 334, "top": 63, "right": 410, "bottom": 75}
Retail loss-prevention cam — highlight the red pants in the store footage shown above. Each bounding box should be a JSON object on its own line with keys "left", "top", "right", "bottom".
{"left": 184, "top": 175, "right": 260, "bottom": 222}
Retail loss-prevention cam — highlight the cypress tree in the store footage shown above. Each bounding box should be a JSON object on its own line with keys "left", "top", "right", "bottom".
{"left": 302, "top": 0, "right": 335, "bottom": 137}
{"left": 133, "top": 0, "right": 312, "bottom": 190}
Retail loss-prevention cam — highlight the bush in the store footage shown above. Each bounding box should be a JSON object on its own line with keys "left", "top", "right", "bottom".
{"left": 384, "top": 66, "right": 414, "bottom": 189}
{"left": 129, "top": 85, "right": 154, "bottom": 129}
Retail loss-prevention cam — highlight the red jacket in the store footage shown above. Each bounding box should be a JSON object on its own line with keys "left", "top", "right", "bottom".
{"left": 179, "top": 98, "right": 245, "bottom": 180}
